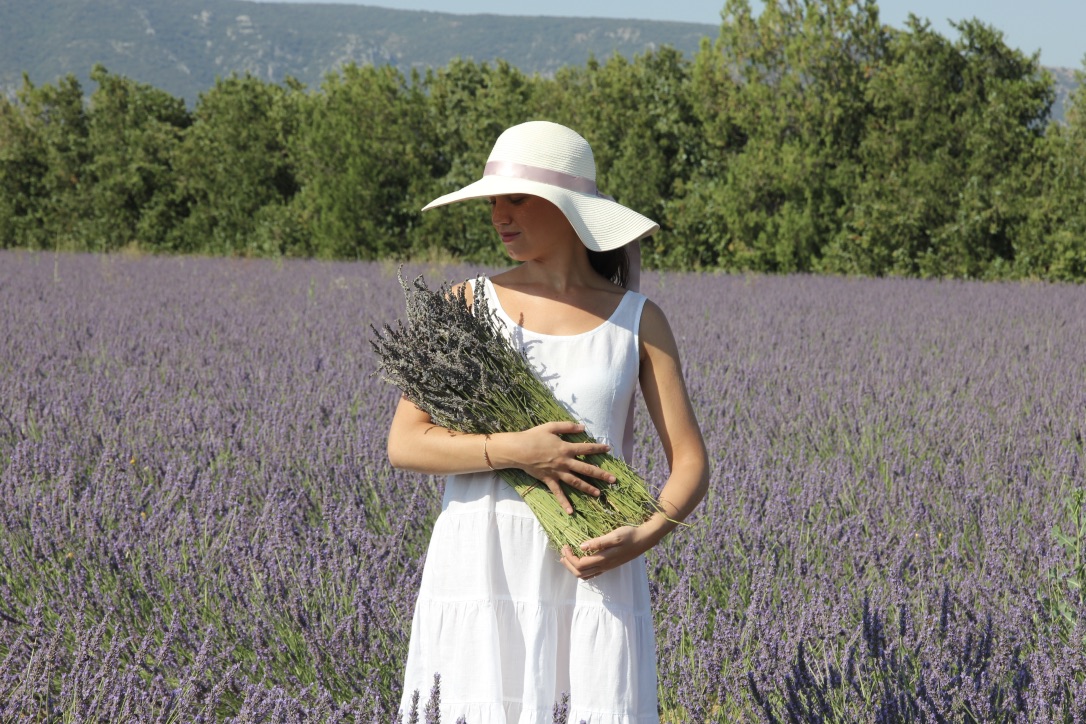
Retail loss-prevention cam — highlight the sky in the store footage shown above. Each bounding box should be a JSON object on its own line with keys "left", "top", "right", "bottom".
{"left": 253, "top": 0, "right": 1085, "bottom": 69}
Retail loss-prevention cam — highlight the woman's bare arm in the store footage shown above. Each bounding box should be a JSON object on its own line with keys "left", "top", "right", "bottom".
{"left": 386, "top": 396, "right": 616, "bottom": 514}
{"left": 560, "top": 299, "right": 710, "bottom": 577}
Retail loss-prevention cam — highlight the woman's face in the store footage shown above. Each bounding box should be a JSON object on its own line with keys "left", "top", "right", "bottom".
{"left": 488, "top": 194, "right": 579, "bottom": 260}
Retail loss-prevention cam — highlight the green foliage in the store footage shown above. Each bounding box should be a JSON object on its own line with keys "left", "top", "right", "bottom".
{"left": 678, "top": 0, "right": 884, "bottom": 273}
{"left": 0, "top": 1, "right": 1084, "bottom": 281}
{"left": 1016, "top": 68, "right": 1086, "bottom": 280}
{"left": 823, "top": 17, "right": 1053, "bottom": 278}
{"left": 0, "top": 74, "right": 88, "bottom": 249}
{"left": 79, "top": 65, "right": 191, "bottom": 252}
{"left": 168, "top": 74, "right": 303, "bottom": 256}
{"left": 1044, "top": 488, "right": 1086, "bottom": 644}
{"left": 821, "top": 18, "right": 961, "bottom": 276}
{"left": 290, "top": 64, "right": 429, "bottom": 260}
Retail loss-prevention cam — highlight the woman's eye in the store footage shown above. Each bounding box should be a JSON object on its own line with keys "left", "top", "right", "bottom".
{"left": 489, "top": 195, "right": 526, "bottom": 208}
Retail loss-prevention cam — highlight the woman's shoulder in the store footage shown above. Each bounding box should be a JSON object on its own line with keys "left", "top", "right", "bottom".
{"left": 449, "top": 274, "right": 489, "bottom": 311}
{"left": 637, "top": 297, "right": 676, "bottom": 347}
{"left": 452, "top": 277, "right": 480, "bottom": 294}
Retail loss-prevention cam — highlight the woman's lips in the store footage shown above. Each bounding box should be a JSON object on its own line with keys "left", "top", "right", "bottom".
{"left": 500, "top": 232, "right": 520, "bottom": 243}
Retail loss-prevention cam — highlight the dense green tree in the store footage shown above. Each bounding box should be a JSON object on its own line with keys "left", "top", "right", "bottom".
{"left": 817, "top": 18, "right": 959, "bottom": 276}
{"left": 168, "top": 74, "right": 304, "bottom": 256}
{"left": 76, "top": 65, "right": 191, "bottom": 252}
{"left": 823, "top": 18, "right": 1052, "bottom": 278}
{"left": 289, "top": 63, "right": 430, "bottom": 259}
{"left": 0, "top": 94, "right": 34, "bottom": 248}
{"left": 679, "top": 0, "right": 885, "bottom": 272}
{"left": 1017, "top": 64, "right": 1086, "bottom": 280}
{"left": 0, "top": 74, "right": 89, "bottom": 249}
{"left": 949, "top": 21, "right": 1053, "bottom": 278}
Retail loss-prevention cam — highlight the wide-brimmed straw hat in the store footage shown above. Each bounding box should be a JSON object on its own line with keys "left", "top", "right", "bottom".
{"left": 422, "top": 120, "right": 659, "bottom": 252}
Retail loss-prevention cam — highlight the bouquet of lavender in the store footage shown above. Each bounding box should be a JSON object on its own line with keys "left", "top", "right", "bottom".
{"left": 370, "top": 271, "right": 665, "bottom": 556}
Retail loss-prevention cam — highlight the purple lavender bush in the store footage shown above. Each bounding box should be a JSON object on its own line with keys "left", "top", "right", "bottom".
{"left": 1, "top": 251, "right": 1084, "bottom": 721}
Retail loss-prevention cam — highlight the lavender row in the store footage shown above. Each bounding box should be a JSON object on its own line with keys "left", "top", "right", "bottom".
{"left": 1, "top": 251, "right": 1084, "bottom": 721}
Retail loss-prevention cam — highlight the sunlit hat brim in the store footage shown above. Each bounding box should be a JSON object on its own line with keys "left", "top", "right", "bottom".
{"left": 422, "top": 174, "right": 658, "bottom": 252}
{"left": 422, "top": 121, "right": 659, "bottom": 251}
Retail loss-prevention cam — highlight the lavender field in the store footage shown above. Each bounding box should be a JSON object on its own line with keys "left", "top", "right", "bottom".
{"left": 1, "top": 250, "right": 1085, "bottom": 722}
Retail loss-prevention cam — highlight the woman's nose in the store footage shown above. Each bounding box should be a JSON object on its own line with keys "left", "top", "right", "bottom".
{"left": 491, "top": 198, "right": 510, "bottom": 224}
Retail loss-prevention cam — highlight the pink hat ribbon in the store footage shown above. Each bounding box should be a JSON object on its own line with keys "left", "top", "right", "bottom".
{"left": 484, "top": 161, "right": 612, "bottom": 199}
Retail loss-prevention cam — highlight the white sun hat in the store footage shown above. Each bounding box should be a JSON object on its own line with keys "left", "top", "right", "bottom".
{"left": 422, "top": 120, "right": 659, "bottom": 252}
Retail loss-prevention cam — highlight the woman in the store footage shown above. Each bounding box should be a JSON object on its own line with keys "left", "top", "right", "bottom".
{"left": 389, "top": 120, "right": 709, "bottom": 722}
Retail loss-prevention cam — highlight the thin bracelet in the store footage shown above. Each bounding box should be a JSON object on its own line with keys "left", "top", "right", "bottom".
{"left": 483, "top": 434, "right": 495, "bottom": 470}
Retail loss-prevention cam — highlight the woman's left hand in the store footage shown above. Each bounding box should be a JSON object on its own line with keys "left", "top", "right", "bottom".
{"left": 559, "top": 524, "right": 660, "bottom": 580}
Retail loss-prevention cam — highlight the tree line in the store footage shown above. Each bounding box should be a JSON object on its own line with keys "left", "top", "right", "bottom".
{"left": 2, "top": 0, "right": 1084, "bottom": 281}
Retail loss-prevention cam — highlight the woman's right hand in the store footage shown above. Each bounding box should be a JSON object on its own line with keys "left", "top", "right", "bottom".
{"left": 490, "top": 421, "right": 616, "bottom": 514}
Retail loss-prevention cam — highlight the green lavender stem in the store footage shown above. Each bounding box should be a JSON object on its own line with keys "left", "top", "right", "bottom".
{"left": 371, "top": 271, "right": 665, "bottom": 555}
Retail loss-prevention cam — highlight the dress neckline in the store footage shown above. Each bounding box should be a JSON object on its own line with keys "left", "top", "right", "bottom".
{"left": 482, "top": 276, "right": 631, "bottom": 340}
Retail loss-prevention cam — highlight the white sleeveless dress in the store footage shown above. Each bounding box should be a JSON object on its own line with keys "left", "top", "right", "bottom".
{"left": 399, "top": 277, "right": 659, "bottom": 724}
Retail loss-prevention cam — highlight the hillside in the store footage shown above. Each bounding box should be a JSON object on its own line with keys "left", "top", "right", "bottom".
{"left": 0, "top": 0, "right": 1079, "bottom": 121}
{"left": 1050, "top": 66, "right": 1081, "bottom": 123}
{"left": 0, "top": 0, "right": 715, "bottom": 103}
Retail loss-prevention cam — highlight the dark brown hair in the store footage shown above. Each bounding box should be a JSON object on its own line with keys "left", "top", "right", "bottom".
{"left": 588, "top": 246, "right": 630, "bottom": 288}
